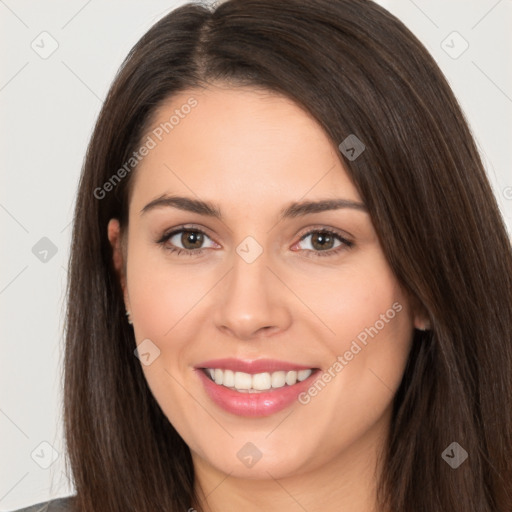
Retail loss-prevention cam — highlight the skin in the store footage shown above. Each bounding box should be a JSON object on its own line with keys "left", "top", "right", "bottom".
{"left": 108, "top": 83, "right": 429, "bottom": 512}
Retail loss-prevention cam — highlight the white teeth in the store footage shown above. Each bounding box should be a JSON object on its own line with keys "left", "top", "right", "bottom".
{"left": 234, "top": 371, "right": 252, "bottom": 390}
{"left": 285, "top": 370, "right": 297, "bottom": 386}
{"left": 298, "top": 369, "right": 312, "bottom": 381}
{"left": 204, "top": 368, "right": 314, "bottom": 392}
{"left": 271, "top": 371, "right": 286, "bottom": 388}
{"left": 252, "top": 372, "right": 272, "bottom": 390}
{"left": 223, "top": 369, "right": 235, "bottom": 387}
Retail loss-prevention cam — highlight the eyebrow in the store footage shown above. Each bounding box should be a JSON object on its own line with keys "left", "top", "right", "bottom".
{"left": 140, "top": 194, "right": 367, "bottom": 220}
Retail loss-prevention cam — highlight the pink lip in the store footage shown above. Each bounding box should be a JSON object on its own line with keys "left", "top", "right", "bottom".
{"left": 195, "top": 361, "right": 319, "bottom": 417}
{"left": 195, "top": 358, "right": 314, "bottom": 374}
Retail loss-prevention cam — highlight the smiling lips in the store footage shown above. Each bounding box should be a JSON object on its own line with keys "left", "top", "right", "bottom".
{"left": 195, "top": 358, "right": 319, "bottom": 416}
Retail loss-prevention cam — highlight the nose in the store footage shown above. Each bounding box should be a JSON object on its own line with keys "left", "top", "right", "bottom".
{"left": 213, "top": 245, "right": 292, "bottom": 341}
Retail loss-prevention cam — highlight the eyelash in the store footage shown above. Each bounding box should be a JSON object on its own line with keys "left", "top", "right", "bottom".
{"left": 156, "top": 225, "right": 354, "bottom": 259}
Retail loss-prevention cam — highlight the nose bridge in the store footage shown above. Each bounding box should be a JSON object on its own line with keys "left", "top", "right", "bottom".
{"left": 213, "top": 234, "right": 291, "bottom": 338}
{"left": 228, "top": 236, "right": 273, "bottom": 313}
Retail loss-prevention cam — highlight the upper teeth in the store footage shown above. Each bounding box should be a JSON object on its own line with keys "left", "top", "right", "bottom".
{"left": 205, "top": 368, "right": 313, "bottom": 392}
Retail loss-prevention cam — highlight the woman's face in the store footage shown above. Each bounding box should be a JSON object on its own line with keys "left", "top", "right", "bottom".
{"left": 108, "top": 83, "right": 422, "bottom": 482}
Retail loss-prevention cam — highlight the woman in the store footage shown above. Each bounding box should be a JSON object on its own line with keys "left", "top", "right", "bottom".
{"left": 13, "top": 0, "right": 512, "bottom": 510}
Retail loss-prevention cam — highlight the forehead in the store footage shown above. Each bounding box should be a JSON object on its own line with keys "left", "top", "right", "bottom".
{"left": 129, "top": 84, "right": 361, "bottom": 213}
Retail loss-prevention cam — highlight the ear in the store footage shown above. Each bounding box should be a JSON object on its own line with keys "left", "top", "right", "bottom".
{"left": 107, "top": 218, "right": 130, "bottom": 310}
{"left": 412, "top": 300, "right": 431, "bottom": 331}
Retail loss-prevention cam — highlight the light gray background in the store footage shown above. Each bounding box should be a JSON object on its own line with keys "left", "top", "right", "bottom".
{"left": 1, "top": 0, "right": 511, "bottom": 509}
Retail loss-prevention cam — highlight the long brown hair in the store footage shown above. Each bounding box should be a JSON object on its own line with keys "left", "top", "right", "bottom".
{"left": 63, "top": 1, "right": 512, "bottom": 510}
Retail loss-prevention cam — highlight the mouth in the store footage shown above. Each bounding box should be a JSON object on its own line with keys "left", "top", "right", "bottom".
{"left": 201, "top": 367, "right": 315, "bottom": 393}
{"left": 194, "top": 359, "right": 321, "bottom": 417}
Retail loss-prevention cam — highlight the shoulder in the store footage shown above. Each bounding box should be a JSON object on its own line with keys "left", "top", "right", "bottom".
{"left": 8, "top": 496, "right": 75, "bottom": 512}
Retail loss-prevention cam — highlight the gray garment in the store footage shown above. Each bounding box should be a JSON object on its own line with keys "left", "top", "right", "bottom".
{"left": 8, "top": 497, "right": 74, "bottom": 512}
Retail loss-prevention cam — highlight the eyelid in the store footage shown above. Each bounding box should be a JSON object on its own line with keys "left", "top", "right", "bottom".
{"left": 158, "top": 223, "right": 353, "bottom": 242}
{"left": 296, "top": 224, "right": 354, "bottom": 242}
{"left": 156, "top": 223, "right": 216, "bottom": 243}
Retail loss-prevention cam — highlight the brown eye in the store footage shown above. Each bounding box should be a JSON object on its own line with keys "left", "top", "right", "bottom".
{"left": 295, "top": 228, "right": 354, "bottom": 258}
{"left": 156, "top": 226, "right": 217, "bottom": 256}
{"left": 179, "top": 230, "right": 205, "bottom": 250}
{"left": 309, "top": 231, "right": 337, "bottom": 251}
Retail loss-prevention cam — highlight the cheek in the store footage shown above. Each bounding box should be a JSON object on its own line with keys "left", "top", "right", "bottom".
{"left": 125, "top": 243, "right": 211, "bottom": 340}
{"left": 125, "top": 247, "right": 206, "bottom": 433}
{"left": 294, "top": 254, "right": 411, "bottom": 351}
{"left": 292, "top": 269, "right": 413, "bottom": 468}
{"left": 295, "top": 253, "right": 414, "bottom": 410}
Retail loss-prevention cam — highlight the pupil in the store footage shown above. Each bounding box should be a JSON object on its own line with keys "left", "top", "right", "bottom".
{"left": 182, "top": 231, "right": 203, "bottom": 249}
{"left": 312, "top": 232, "right": 333, "bottom": 250}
